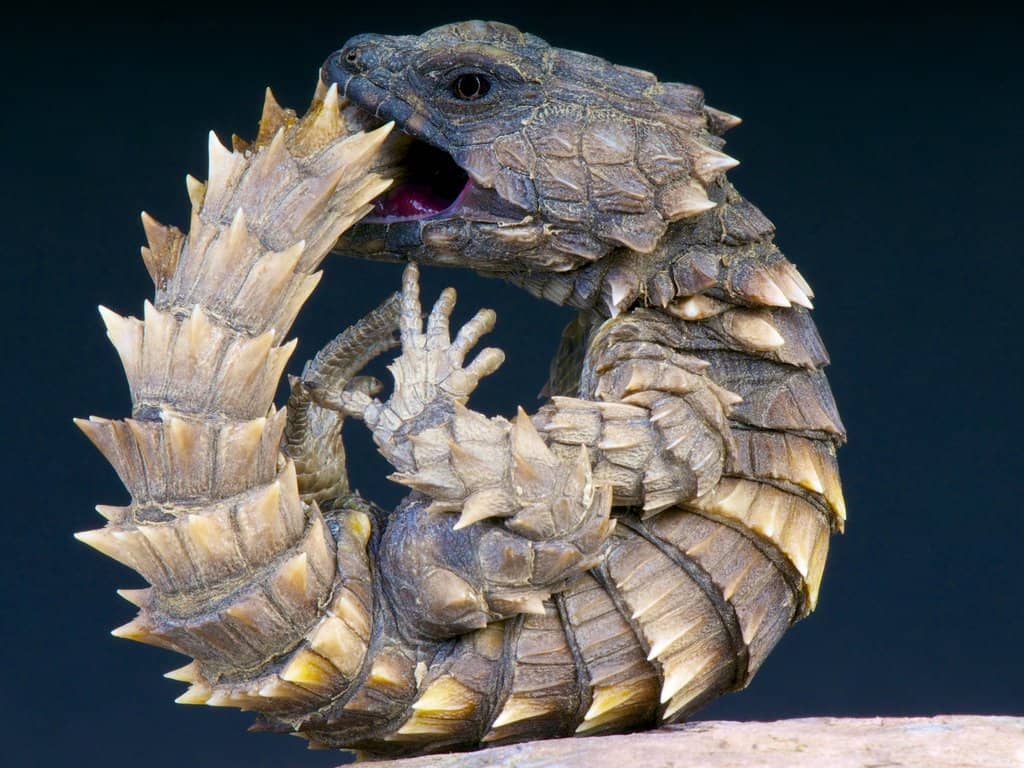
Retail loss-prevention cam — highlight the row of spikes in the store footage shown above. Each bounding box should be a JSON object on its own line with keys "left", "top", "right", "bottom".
{"left": 387, "top": 574, "right": 662, "bottom": 742}
{"left": 534, "top": 393, "right": 838, "bottom": 606}
{"left": 78, "top": 84, "right": 394, "bottom": 711}
{"left": 689, "top": 477, "right": 832, "bottom": 611}
{"left": 164, "top": 508, "right": 373, "bottom": 712}
{"left": 536, "top": 390, "right": 845, "bottom": 529}
{"left": 143, "top": 85, "right": 392, "bottom": 344}
{"left": 603, "top": 529, "right": 739, "bottom": 720}
{"left": 601, "top": 244, "right": 814, "bottom": 318}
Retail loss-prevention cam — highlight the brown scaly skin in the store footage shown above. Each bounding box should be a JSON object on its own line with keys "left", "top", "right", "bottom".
{"left": 77, "top": 20, "right": 846, "bottom": 761}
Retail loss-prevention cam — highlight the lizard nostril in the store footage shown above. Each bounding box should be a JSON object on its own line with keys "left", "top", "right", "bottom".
{"left": 338, "top": 40, "right": 377, "bottom": 73}
{"left": 323, "top": 42, "right": 371, "bottom": 86}
{"left": 330, "top": 33, "right": 388, "bottom": 78}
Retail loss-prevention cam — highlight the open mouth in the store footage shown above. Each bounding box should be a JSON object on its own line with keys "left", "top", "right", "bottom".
{"left": 365, "top": 140, "right": 471, "bottom": 223}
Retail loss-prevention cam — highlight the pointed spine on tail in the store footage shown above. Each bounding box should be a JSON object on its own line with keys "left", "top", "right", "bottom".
{"left": 76, "top": 84, "right": 393, "bottom": 715}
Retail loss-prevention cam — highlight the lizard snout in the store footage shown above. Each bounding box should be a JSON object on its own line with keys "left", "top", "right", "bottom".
{"left": 329, "top": 34, "right": 386, "bottom": 78}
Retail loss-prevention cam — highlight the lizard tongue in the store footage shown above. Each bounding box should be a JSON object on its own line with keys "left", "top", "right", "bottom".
{"left": 371, "top": 183, "right": 452, "bottom": 221}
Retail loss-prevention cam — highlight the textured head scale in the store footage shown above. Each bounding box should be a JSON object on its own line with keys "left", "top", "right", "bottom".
{"left": 324, "top": 20, "right": 740, "bottom": 274}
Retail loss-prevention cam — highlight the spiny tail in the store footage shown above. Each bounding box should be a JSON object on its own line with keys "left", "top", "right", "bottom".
{"left": 284, "top": 291, "right": 400, "bottom": 509}
{"left": 75, "top": 84, "right": 392, "bottom": 716}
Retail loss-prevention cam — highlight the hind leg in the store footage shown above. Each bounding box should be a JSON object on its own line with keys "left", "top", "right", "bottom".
{"left": 379, "top": 493, "right": 612, "bottom": 641}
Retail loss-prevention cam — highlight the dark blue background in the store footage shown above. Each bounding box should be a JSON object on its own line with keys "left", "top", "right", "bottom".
{"left": 4, "top": 4, "right": 1021, "bottom": 767}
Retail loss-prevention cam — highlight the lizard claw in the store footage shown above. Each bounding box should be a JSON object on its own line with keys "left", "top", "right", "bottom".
{"left": 360, "top": 263, "right": 506, "bottom": 473}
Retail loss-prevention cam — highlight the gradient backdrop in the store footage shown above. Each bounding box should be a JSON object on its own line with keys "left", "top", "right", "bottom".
{"left": 4, "top": 4, "right": 1022, "bottom": 767}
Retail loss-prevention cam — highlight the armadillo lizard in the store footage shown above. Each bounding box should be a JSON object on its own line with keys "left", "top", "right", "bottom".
{"left": 77, "top": 20, "right": 846, "bottom": 759}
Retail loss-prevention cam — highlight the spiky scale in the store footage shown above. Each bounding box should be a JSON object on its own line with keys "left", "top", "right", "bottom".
{"left": 410, "top": 676, "right": 477, "bottom": 715}
{"left": 175, "top": 684, "right": 213, "bottom": 705}
{"left": 670, "top": 294, "right": 728, "bottom": 320}
{"left": 489, "top": 697, "right": 553, "bottom": 729}
{"left": 657, "top": 179, "right": 717, "bottom": 221}
{"left": 693, "top": 148, "right": 740, "bottom": 182}
{"left": 256, "top": 88, "right": 291, "bottom": 145}
{"left": 139, "top": 211, "right": 182, "bottom": 288}
{"left": 722, "top": 310, "right": 786, "bottom": 351}
{"left": 705, "top": 105, "right": 743, "bottom": 133}
{"left": 185, "top": 175, "right": 206, "bottom": 209}
{"left": 164, "top": 662, "right": 201, "bottom": 683}
{"left": 116, "top": 588, "right": 150, "bottom": 608}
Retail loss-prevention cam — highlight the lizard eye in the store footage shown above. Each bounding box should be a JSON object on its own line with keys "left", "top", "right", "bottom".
{"left": 450, "top": 72, "right": 491, "bottom": 101}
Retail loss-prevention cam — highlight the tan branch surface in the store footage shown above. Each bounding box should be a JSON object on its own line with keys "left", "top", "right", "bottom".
{"left": 356, "top": 716, "right": 1024, "bottom": 768}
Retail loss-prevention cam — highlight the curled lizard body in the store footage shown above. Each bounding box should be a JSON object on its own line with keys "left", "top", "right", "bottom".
{"left": 79, "top": 20, "right": 846, "bottom": 759}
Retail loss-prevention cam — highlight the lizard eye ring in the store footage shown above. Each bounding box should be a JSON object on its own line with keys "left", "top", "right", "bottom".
{"left": 450, "top": 72, "right": 491, "bottom": 101}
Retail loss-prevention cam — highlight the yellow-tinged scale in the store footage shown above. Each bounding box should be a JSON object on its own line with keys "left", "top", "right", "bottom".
{"left": 110, "top": 616, "right": 150, "bottom": 641}
{"left": 309, "top": 616, "right": 363, "bottom": 677}
{"left": 659, "top": 654, "right": 711, "bottom": 703}
{"left": 280, "top": 647, "right": 334, "bottom": 687}
{"left": 488, "top": 695, "right": 555, "bottom": 729}
{"left": 175, "top": 684, "right": 212, "bottom": 705}
{"left": 164, "top": 662, "right": 200, "bottom": 683}
{"left": 224, "top": 595, "right": 260, "bottom": 627}
{"left": 391, "top": 719, "right": 456, "bottom": 737}
{"left": 368, "top": 655, "right": 407, "bottom": 689}
{"left": 274, "top": 551, "right": 310, "bottom": 599}
{"left": 581, "top": 684, "right": 642, "bottom": 722}
{"left": 396, "top": 677, "right": 479, "bottom": 735}
{"left": 576, "top": 708, "right": 632, "bottom": 733}
{"left": 646, "top": 616, "right": 703, "bottom": 661}
{"left": 258, "top": 676, "right": 300, "bottom": 700}
{"left": 243, "top": 481, "right": 283, "bottom": 539}
{"left": 410, "top": 676, "right": 476, "bottom": 715}
{"left": 787, "top": 440, "right": 826, "bottom": 495}
{"left": 662, "top": 684, "right": 706, "bottom": 719}
{"left": 167, "top": 416, "right": 195, "bottom": 457}
{"left": 186, "top": 514, "right": 233, "bottom": 561}
{"left": 329, "top": 589, "right": 370, "bottom": 638}
{"left": 344, "top": 509, "right": 372, "bottom": 547}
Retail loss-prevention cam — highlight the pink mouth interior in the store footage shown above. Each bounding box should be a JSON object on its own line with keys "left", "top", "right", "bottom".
{"left": 364, "top": 139, "right": 471, "bottom": 223}
{"left": 369, "top": 179, "right": 471, "bottom": 222}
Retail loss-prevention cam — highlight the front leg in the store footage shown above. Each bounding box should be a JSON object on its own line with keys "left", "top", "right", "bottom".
{"left": 337, "top": 266, "right": 614, "bottom": 637}
{"left": 327, "top": 263, "right": 505, "bottom": 473}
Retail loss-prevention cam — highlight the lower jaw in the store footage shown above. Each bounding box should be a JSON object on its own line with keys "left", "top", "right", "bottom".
{"left": 333, "top": 218, "right": 422, "bottom": 262}
{"left": 362, "top": 179, "right": 472, "bottom": 225}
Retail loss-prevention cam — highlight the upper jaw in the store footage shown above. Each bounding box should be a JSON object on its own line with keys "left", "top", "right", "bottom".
{"left": 318, "top": 71, "right": 465, "bottom": 225}
{"left": 321, "top": 69, "right": 528, "bottom": 235}
{"left": 321, "top": 51, "right": 535, "bottom": 269}
{"left": 322, "top": 46, "right": 447, "bottom": 149}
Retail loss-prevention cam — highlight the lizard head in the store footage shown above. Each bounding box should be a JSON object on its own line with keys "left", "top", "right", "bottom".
{"left": 323, "top": 20, "right": 740, "bottom": 275}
